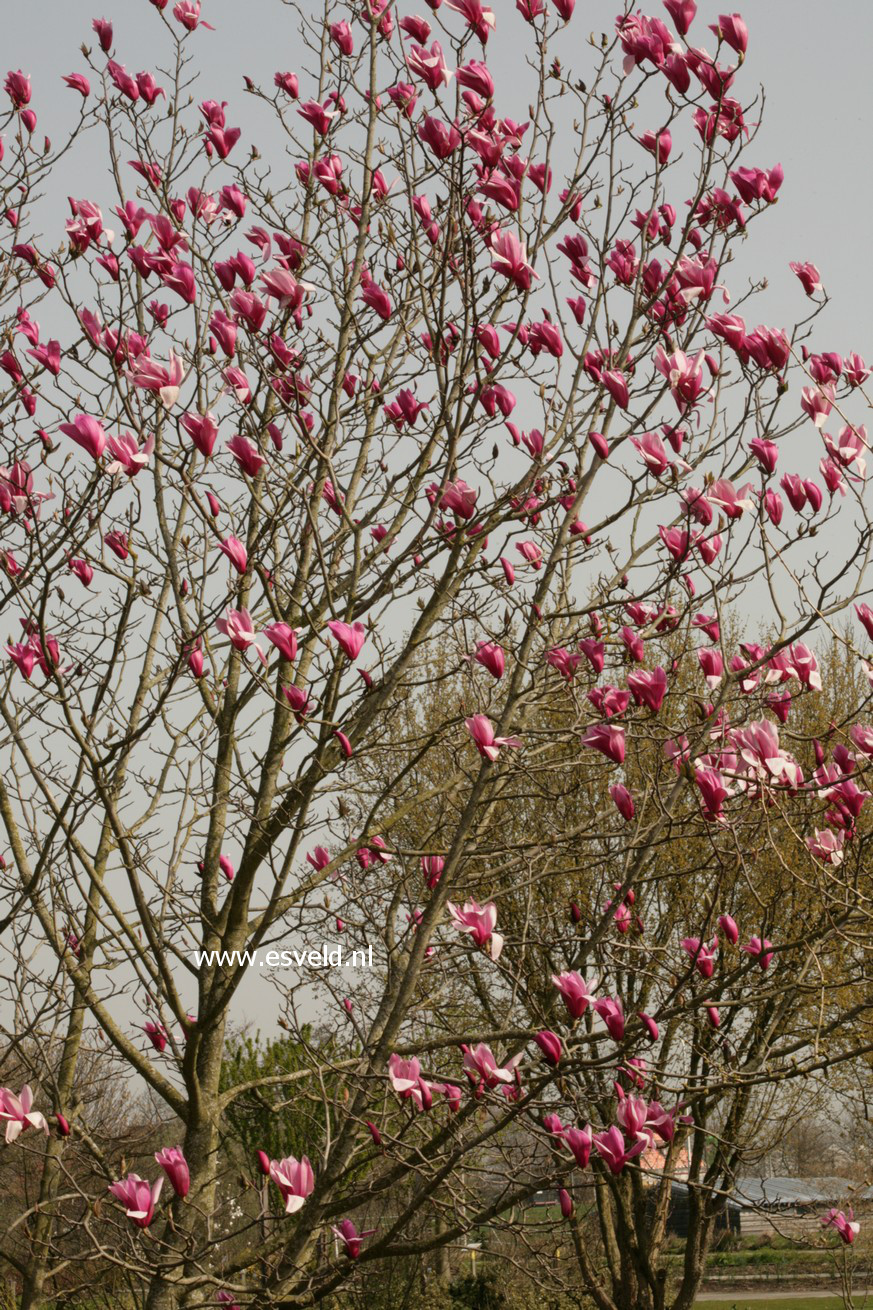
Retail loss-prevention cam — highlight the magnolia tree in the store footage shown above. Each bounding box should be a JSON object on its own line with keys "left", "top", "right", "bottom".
{"left": 0, "top": 0, "right": 872, "bottom": 1307}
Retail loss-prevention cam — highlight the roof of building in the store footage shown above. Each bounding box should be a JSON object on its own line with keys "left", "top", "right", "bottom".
{"left": 734, "top": 1176, "right": 855, "bottom": 1208}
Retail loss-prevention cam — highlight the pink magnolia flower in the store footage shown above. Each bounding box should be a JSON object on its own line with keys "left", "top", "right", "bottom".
{"left": 581, "top": 724, "right": 626, "bottom": 765}
{"left": 462, "top": 1043, "right": 521, "bottom": 1090}
{"left": 332, "top": 1219, "right": 376, "bottom": 1259}
{"left": 616, "top": 1095, "right": 649, "bottom": 1139}
{"left": 4, "top": 70, "right": 31, "bottom": 108}
{"left": 388, "top": 1053, "right": 434, "bottom": 1111}
{"left": 361, "top": 281, "right": 393, "bottom": 320}
{"left": 516, "top": 541, "right": 543, "bottom": 569}
{"left": 745, "top": 325, "right": 790, "bottom": 370}
{"left": 274, "top": 71, "right": 299, "bottom": 98}
{"left": 105, "top": 431, "right": 154, "bottom": 477}
{"left": 104, "top": 531, "right": 129, "bottom": 561}
{"left": 455, "top": 60, "right": 493, "bottom": 99}
{"left": 499, "top": 557, "right": 516, "bottom": 585}
{"left": 822, "top": 1208, "right": 860, "bottom": 1245}
{"left": 306, "top": 846, "right": 330, "bottom": 873}
{"left": 610, "top": 784, "right": 635, "bottom": 821}
{"left": 184, "top": 639, "right": 204, "bottom": 678}
{"left": 844, "top": 353, "right": 871, "bottom": 387}
{"left": 108, "top": 1173, "right": 164, "bottom": 1227}
{"left": 137, "top": 72, "right": 165, "bottom": 105}
{"left": 283, "top": 685, "right": 313, "bottom": 718}
{"left": 298, "top": 98, "right": 336, "bottom": 135}
{"left": 215, "top": 608, "right": 264, "bottom": 659}
{"left": 365, "top": 1121, "right": 382, "bottom": 1147}
{"left": 563, "top": 1124, "right": 593, "bottom": 1169}
{"left": 400, "top": 16, "right": 432, "bottom": 42}
{"left": 173, "top": 0, "right": 215, "bottom": 31}
{"left": 790, "top": 261, "right": 822, "bottom": 297}
{"left": 181, "top": 411, "right": 218, "bottom": 458}
{"left": 218, "top": 536, "right": 247, "bottom": 574}
{"left": 264, "top": 623, "right": 298, "bottom": 662}
{"left": 655, "top": 347, "right": 705, "bottom": 413}
{"left": 128, "top": 352, "right": 186, "bottom": 406}
{"left": 790, "top": 642, "right": 822, "bottom": 690}
{"left": 327, "top": 620, "right": 366, "bottom": 660}
{"left": 627, "top": 668, "right": 667, "bottom": 713}
{"left": 388, "top": 1053, "right": 420, "bottom": 1096}
{"left": 639, "top": 129, "right": 672, "bottom": 164}
{"left": 155, "top": 1147, "right": 190, "bottom": 1198}
{"left": 807, "top": 828, "right": 845, "bottom": 866}
{"left": 490, "top": 230, "right": 538, "bottom": 291}
{"left": 601, "top": 369, "right": 629, "bottom": 409}
{"left": 407, "top": 42, "right": 453, "bottom": 91}
{"left": 697, "top": 647, "right": 724, "bottom": 689}
{"left": 260, "top": 267, "right": 313, "bottom": 312}
{"left": 421, "top": 855, "right": 444, "bottom": 889}
{"left": 638, "top": 1013, "right": 660, "bottom": 1042}
{"left": 593, "top": 1126, "right": 646, "bottom": 1175}
{"left": 749, "top": 438, "right": 779, "bottom": 473}
{"left": 330, "top": 20, "right": 354, "bottom": 55}
{"left": 681, "top": 936, "right": 718, "bottom": 979}
{"left": 144, "top": 1021, "right": 168, "bottom": 1052}
{"left": 0, "top": 1085, "right": 49, "bottom": 1143}
{"left": 710, "top": 12, "right": 748, "bottom": 57}
{"left": 465, "top": 715, "right": 522, "bottom": 762}
{"left": 268, "top": 1155, "right": 315, "bottom": 1213}
{"left": 856, "top": 605, "right": 873, "bottom": 642}
{"left": 742, "top": 936, "right": 774, "bottom": 970}
{"left": 551, "top": 971, "right": 598, "bottom": 1020}
{"left": 824, "top": 425, "right": 867, "bottom": 478}
{"left": 27, "top": 339, "right": 62, "bottom": 374}
{"left": 162, "top": 261, "right": 197, "bottom": 302}
{"left": 800, "top": 384, "right": 834, "bottom": 429}
{"left": 59, "top": 414, "right": 107, "bottom": 460}
{"left": 718, "top": 913, "right": 739, "bottom": 945}
{"left": 444, "top": 0, "right": 496, "bottom": 43}
{"left": 643, "top": 1101, "right": 676, "bottom": 1143}
{"left": 69, "top": 559, "right": 94, "bottom": 587}
{"left": 632, "top": 430, "right": 672, "bottom": 477}
{"left": 664, "top": 0, "right": 697, "bottom": 36}
{"left": 447, "top": 898, "right": 503, "bottom": 959}
{"left": 547, "top": 647, "right": 581, "bottom": 682}
{"left": 706, "top": 478, "right": 755, "bottom": 519}
{"left": 732, "top": 719, "right": 801, "bottom": 787}
{"left": 593, "top": 996, "right": 625, "bottom": 1041}
{"left": 850, "top": 724, "right": 873, "bottom": 759}
{"left": 473, "top": 640, "right": 505, "bottom": 679}
{"left": 226, "top": 436, "right": 266, "bottom": 478}
{"left": 435, "top": 478, "right": 477, "bottom": 519}
{"left": 533, "top": 1030, "right": 562, "bottom": 1066}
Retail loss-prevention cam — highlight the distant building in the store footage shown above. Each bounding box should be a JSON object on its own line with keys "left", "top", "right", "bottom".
{"left": 643, "top": 1180, "right": 741, "bottom": 1240}
{"left": 733, "top": 1176, "right": 857, "bottom": 1237}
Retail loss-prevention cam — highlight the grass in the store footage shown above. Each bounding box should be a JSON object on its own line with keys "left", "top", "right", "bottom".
{"left": 694, "top": 1300, "right": 845, "bottom": 1309}
{"left": 707, "top": 1248, "right": 833, "bottom": 1266}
